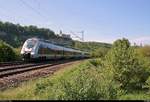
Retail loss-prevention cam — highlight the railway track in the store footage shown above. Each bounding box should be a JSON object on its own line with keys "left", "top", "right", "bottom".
{"left": 0, "top": 63, "right": 46, "bottom": 72}
{"left": 0, "top": 61, "right": 25, "bottom": 67}
{"left": 0, "top": 59, "right": 84, "bottom": 91}
{"left": 0, "top": 63, "right": 53, "bottom": 78}
{"left": 0, "top": 59, "right": 79, "bottom": 78}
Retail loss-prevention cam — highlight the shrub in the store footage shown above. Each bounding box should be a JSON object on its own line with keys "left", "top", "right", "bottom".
{"left": 145, "top": 76, "right": 150, "bottom": 91}
{"left": 89, "top": 58, "right": 104, "bottom": 67}
{"left": 14, "top": 47, "right": 22, "bottom": 60}
{"left": 34, "top": 61, "right": 121, "bottom": 100}
{"left": 91, "top": 47, "right": 110, "bottom": 58}
{"left": 104, "top": 38, "right": 149, "bottom": 91}
{"left": 0, "top": 40, "right": 16, "bottom": 62}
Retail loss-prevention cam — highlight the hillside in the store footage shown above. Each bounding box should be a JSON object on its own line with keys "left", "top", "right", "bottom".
{"left": 72, "top": 41, "right": 111, "bottom": 52}
{"left": 0, "top": 21, "right": 111, "bottom": 52}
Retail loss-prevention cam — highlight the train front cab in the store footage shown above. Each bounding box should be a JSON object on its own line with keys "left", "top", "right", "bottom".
{"left": 22, "top": 52, "right": 31, "bottom": 62}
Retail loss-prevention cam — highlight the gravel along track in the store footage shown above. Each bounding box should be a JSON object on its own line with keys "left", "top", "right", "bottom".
{"left": 0, "top": 60, "right": 78, "bottom": 78}
{"left": 0, "top": 63, "right": 54, "bottom": 78}
{"left": 0, "top": 60, "right": 82, "bottom": 90}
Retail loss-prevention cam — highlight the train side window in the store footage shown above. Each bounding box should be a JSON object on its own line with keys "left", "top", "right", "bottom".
{"left": 38, "top": 45, "right": 43, "bottom": 54}
{"left": 57, "top": 50, "right": 63, "bottom": 55}
{"left": 49, "top": 48, "right": 56, "bottom": 55}
{"left": 38, "top": 45, "right": 56, "bottom": 55}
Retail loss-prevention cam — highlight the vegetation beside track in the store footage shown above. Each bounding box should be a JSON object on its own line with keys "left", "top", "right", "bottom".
{"left": 0, "top": 61, "right": 83, "bottom": 100}
{"left": 0, "top": 40, "right": 20, "bottom": 62}
{"left": 1, "top": 38, "right": 150, "bottom": 100}
{"left": 1, "top": 21, "right": 150, "bottom": 100}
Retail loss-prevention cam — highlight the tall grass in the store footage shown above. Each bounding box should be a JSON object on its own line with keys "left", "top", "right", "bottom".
{"left": 0, "top": 60, "right": 121, "bottom": 100}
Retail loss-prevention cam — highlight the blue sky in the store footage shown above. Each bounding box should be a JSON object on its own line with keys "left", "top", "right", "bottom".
{"left": 0, "top": 0, "right": 150, "bottom": 45}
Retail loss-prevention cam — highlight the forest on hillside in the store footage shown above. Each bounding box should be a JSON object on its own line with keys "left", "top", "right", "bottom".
{"left": 0, "top": 21, "right": 70, "bottom": 48}
{"left": 0, "top": 21, "right": 112, "bottom": 61}
{"left": 0, "top": 21, "right": 111, "bottom": 49}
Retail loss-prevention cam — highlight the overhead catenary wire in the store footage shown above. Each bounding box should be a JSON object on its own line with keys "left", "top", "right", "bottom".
{"left": 70, "top": 31, "right": 84, "bottom": 42}
{"left": 19, "top": 0, "right": 60, "bottom": 33}
{"left": 20, "top": 0, "right": 49, "bottom": 22}
{"left": 35, "top": 0, "right": 41, "bottom": 9}
{"left": 0, "top": 0, "right": 47, "bottom": 26}
{"left": 19, "top": 0, "right": 85, "bottom": 42}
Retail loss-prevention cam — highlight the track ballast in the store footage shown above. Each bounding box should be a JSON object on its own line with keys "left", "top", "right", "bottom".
{"left": 0, "top": 59, "right": 83, "bottom": 78}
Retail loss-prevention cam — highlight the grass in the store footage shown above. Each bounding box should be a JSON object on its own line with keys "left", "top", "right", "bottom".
{"left": 0, "top": 59, "right": 150, "bottom": 100}
{"left": 0, "top": 81, "right": 38, "bottom": 100}
{"left": 119, "top": 92, "right": 150, "bottom": 100}
{"left": 0, "top": 60, "right": 82, "bottom": 100}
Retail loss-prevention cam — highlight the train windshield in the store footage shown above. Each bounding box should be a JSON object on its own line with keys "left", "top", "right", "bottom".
{"left": 26, "top": 40, "right": 36, "bottom": 49}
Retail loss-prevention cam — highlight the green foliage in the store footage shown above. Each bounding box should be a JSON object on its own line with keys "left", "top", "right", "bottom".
{"left": 73, "top": 41, "right": 111, "bottom": 53}
{"left": 0, "top": 40, "right": 16, "bottom": 62}
{"left": 144, "top": 76, "right": 150, "bottom": 92}
{"left": 89, "top": 58, "right": 104, "bottom": 67}
{"left": 55, "top": 69, "right": 103, "bottom": 100}
{"left": 104, "top": 38, "right": 149, "bottom": 91}
{"left": 91, "top": 47, "right": 110, "bottom": 58}
{"left": 0, "top": 55, "right": 150, "bottom": 100}
{"left": 119, "top": 93, "right": 150, "bottom": 100}
{"left": 34, "top": 61, "right": 122, "bottom": 100}
{"left": 14, "top": 47, "right": 22, "bottom": 60}
{"left": 1, "top": 37, "right": 150, "bottom": 100}
{"left": 0, "top": 21, "right": 56, "bottom": 48}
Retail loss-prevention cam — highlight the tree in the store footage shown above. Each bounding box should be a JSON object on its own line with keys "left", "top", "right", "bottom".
{"left": 104, "top": 38, "right": 149, "bottom": 90}
{"left": 0, "top": 21, "right": 56, "bottom": 48}
{"left": 0, "top": 40, "right": 16, "bottom": 62}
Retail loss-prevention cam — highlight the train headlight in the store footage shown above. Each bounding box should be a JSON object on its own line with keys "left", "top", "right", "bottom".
{"left": 31, "top": 52, "right": 35, "bottom": 55}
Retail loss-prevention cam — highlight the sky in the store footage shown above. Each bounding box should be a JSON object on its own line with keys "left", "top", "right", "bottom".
{"left": 0, "top": 0, "right": 150, "bottom": 45}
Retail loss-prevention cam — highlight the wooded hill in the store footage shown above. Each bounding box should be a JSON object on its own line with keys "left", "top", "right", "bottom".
{"left": 0, "top": 21, "right": 112, "bottom": 52}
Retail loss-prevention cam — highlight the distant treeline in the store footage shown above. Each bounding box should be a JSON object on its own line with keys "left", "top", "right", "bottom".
{"left": 0, "top": 21, "right": 112, "bottom": 52}
{"left": 0, "top": 21, "right": 72, "bottom": 48}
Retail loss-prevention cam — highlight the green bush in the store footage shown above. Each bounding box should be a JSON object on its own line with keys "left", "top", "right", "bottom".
{"left": 91, "top": 47, "right": 110, "bottom": 58}
{"left": 0, "top": 40, "right": 16, "bottom": 62}
{"left": 104, "top": 38, "right": 149, "bottom": 91}
{"left": 145, "top": 76, "right": 150, "bottom": 91}
{"left": 89, "top": 58, "right": 104, "bottom": 67}
{"left": 34, "top": 61, "right": 121, "bottom": 100}
{"left": 14, "top": 47, "right": 22, "bottom": 60}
